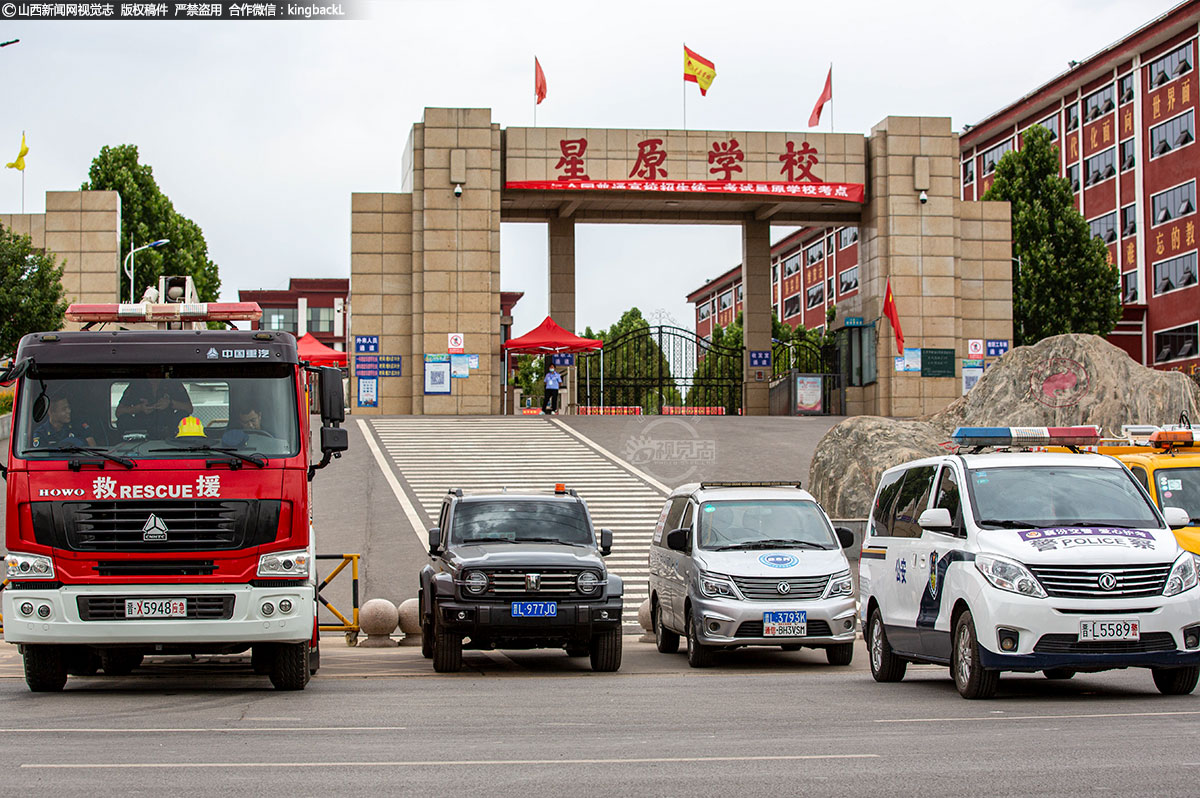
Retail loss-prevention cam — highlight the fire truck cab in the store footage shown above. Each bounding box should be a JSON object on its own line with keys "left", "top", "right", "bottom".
{"left": 1, "top": 300, "right": 347, "bottom": 691}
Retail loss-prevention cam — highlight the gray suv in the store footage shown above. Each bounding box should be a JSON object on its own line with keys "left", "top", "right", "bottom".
{"left": 419, "top": 487, "right": 624, "bottom": 673}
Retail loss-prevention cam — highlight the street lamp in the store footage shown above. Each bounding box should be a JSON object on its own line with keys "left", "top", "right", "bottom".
{"left": 124, "top": 238, "right": 169, "bottom": 303}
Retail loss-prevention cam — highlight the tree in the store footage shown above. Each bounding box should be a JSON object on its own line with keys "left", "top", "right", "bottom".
{"left": 982, "top": 125, "right": 1120, "bottom": 346}
{"left": 582, "top": 307, "right": 683, "bottom": 411}
{"left": 0, "top": 223, "right": 68, "bottom": 357}
{"left": 81, "top": 145, "right": 221, "bottom": 302}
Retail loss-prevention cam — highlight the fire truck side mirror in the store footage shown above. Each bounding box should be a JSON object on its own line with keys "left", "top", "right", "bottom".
{"left": 320, "top": 426, "right": 349, "bottom": 455}
{"left": 318, "top": 366, "right": 345, "bottom": 426}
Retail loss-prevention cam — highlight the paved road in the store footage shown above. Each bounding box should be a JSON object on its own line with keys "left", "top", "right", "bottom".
{"left": 0, "top": 636, "right": 1196, "bottom": 797}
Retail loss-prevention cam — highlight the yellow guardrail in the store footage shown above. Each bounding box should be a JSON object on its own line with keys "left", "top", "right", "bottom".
{"left": 316, "top": 553, "right": 361, "bottom": 646}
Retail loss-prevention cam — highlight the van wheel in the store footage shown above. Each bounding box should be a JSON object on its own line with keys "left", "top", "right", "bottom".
{"left": 1152, "top": 666, "right": 1199, "bottom": 695}
{"left": 653, "top": 601, "right": 679, "bottom": 654}
{"left": 952, "top": 609, "right": 999, "bottom": 699}
{"left": 685, "top": 608, "right": 714, "bottom": 668}
{"left": 589, "top": 629, "right": 622, "bottom": 672}
{"left": 23, "top": 645, "right": 67, "bottom": 692}
{"left": 269, "top": 642, "right": 310, "bottom": 690}
{"left": 1043, "top": 668, "right": 1075, "bottom": 680}
{"left": 101, "top": 650, "right": 144, "bottom": 676}
{"left": 431, "top": 614, "right": 463, "bottom": 673}
{"left": 826, "top": 642, "right": 854, "bottom": 666}
{"left": 867, "top": 608, "right": 906, "bottom": 682}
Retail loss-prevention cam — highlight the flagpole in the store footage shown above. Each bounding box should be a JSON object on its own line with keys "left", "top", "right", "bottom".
{"left": 682, "top": 43, "right": 687, "bottom": 130}
{"left": 20, "top": 129, "right": 25, "bottom": 213}
{"left": 828, "top": 63, "right": 834, "bottom": 133}
{"left": 533, "top": 57, "right": 537, "bottom": 127}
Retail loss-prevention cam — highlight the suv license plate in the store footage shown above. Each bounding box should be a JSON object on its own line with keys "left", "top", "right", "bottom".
{"left": 764, "top": 610, "right": 806, "bottom": 637}
{"left": 512, "top": 601, "right": 557, "bottom": 618}
{"left": 1079, "top": 619, "right": 1140, "bottom": 641}
{"left": 125, "top": 598, "right": 187, "bottom": 619}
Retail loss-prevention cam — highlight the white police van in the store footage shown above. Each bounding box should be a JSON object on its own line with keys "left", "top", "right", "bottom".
{"left": 859, "top": 426, "right": 1200, "bottom": 699}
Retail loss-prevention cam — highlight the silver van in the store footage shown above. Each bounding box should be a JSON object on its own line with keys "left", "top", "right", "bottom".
{"left": 647, "top": 482, "right": 858, "bottom": 667}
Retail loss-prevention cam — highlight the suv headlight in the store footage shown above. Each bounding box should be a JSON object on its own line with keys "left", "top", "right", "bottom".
{"left": 698, "top": 570, "right": 738, "bottom": 599}
{"left": 824, "top": 570, "right": 853, "bottom": 598}
{"left": 5, "top": 552, "right": 55, "bottom": 580}
{"left": 1164, "top": 552, "right": 1199, "bottom": 597}
{"left": 576, "top": 571, "right": 600, "bottom": 595}
{"left": 257, "top": 549, "right": 310, "bottom": 578}
{"left": 463, "top": 570, "right": 489, "bottom": 595}
{"left": 975, "top": 554, "right": 1046, "bottom": 599}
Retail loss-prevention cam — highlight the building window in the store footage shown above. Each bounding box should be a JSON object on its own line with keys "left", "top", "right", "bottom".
{"left": 783, "top": 293, "right": 801, "bottom": 318}
{"left": 1119, "top": 73, "right": 1134, "bottom": 104}
{"left": 838, "top": 226, "right": 859, "bottom": 249}
{"left": 783, "top": 254, "right": 801, "bottom": 277}
{"left": 805, "top": 241, "right": 824, "bottom": 265}
{"left": 736, "top": 283, "right": 744, "bottom": 303}
{"left": 1034, "top": 114, "right": 1059, "bottom": 141}
{"left": 1153, "top": 251, "right": 1199, "bottom": 295}
{"left": 1084, "top": 147, "right": 1116, "bottom": 187}
{"left": 307, "top": 306, "right": 333, "bottom": 333}
{"left": 697, "top": 302, "right": 712, "bottom": 321}
{"left": 772, "top": 264, "right": 779, "bottom": 283}
{"left": 718, "top": 291, "right": 733, "bottom": 311}
{"left": 838, "top": 326, "right": 877, "bottom": 387}
{"left": 1083, "top": 85, "right": 1116, "bottom": 122}
{"left": 1147, "top": 42, "right": 1194, "bottom": 90}
{"left": 1065, "top": 103, "right": 1080, "bottom": 132}
{"left": 806, "top": 284, "right": 824, "bottom": 310}
{"left": 1120, "top": 138, "right": 1135, "bottom": 172}
{"left": 962, "top": 159, "right": 975, "bottom": 185}
{"left": 1066, "top": 164, "right": 1080, "bottom": 194}
{"left": 1149, "top": 110, "right": 1195, "bottom": 158}
{"left": 839, "top": 266, "right": 859, "bottom": 295}
{"left": 1088, "top": 211, "right": 1118, "bottom": 244}
{"left": 1154, "top": 322, "right": 1199, "bottom": 363}
{"left": 826, "top": 277, "right": 834, "bottom": 303}
{"left": 980, "top": 139, "right": 1013, "bottom": 176}
{"left": 1121, "top": 203, "right": 1137, "bottom": 237}
{"left": 1151, "top": 180, "right": 1196, "bottom": 226}
{"left": 263, "top": 308, "right": 297, "bottom": 333}
{"left": 1122, "top": 271, "right": 1138, "bottom": 304}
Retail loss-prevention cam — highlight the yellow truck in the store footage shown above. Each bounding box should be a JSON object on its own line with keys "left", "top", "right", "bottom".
{"left": 1101, "top": 428, "right": 1200, "bottom": 555}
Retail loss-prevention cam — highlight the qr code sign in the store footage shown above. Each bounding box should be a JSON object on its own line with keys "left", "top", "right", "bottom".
{"left": 431, "top": 372, "right": 446, "bottom": 386}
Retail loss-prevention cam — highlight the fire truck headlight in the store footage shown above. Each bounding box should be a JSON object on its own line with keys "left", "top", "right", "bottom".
{"left": 5, "top": 552, "right": 55, "bottom": 581}
{"left": 278, "top": 599, "right": 293, "bottom": 614}
{"left": 257, "top": 550, "right": 310, "bottom": 578}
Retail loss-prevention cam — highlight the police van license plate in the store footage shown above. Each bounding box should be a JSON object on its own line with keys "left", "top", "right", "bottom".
{"left": 125, "top": 598, "right": 187, "bottom": 618}
{"left": 511, "top": 601, "right": 557, "bottom": 618}
{"left": 763, "top": 610, "right": 806, "bottom": 636}
{"left": 1079, "top": 619, "right": 1139, "bottom": 641}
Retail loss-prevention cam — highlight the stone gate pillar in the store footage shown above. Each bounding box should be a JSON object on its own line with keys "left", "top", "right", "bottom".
{"left": 741, "top": 217, "right": 772, "bottom": 415}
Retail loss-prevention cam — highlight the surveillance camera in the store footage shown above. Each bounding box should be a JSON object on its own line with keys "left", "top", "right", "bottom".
{"left": 919, "top": 190, "right": 928, "bottom": 204}
{"left": 453, "top": 184, "right": 463, "bottom": 198}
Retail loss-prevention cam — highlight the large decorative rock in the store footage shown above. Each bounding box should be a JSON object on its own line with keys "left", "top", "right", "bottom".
{"left": 357, "top": 598, "right": 399, "bottom": 647}
{"left": 637, "top": 598, "right": 652, "bottom": 632}
{"left": 397, "top": 598, "right": 421, "bottom": 646}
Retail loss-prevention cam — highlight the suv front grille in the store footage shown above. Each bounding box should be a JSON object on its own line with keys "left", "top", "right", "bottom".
{"left": 476, "top": 570, "right": 589, "bottom": 597}
{"left": 77, "top": 595, "right": 235, "bottom": 620}
{"left": 1028, "top": 563, "right": 1171, "bottom": 599}
{"left": 730, "top": 574, "right": 830, "bottom": 600}
{"left": 735, "top": 619, "right": 833, "bottom": 637}
{"left": 32, "top": 500, "right": 280, "bottom": 553}
{"left": 1033, "top": 632, "right": 1176, "bottom": 654}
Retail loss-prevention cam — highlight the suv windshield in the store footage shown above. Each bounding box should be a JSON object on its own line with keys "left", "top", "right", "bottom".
{"left": 451, "top": 500, "right": 593, "bottom": 546}
{"left": 697, "top": 500, "right": 837, "bottom": 550}
{"left": 1154, "top": 467, "right": 1200, "bottom": 524}
{"left": 967, "top": 465, "right": 1161, "bottom": 529}
{"left": 15, "top": 363, "right": 300, "bottom": 460}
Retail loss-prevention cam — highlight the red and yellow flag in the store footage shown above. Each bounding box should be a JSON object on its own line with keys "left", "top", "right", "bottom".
{"left": 683, "top": 46, "right": 716, "bottom": 96}
{"left": 882, "top": 278, "right": 904, "bottom": 353}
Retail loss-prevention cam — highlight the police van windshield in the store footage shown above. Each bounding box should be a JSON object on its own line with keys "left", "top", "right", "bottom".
{"left": 1153, "top": 468, "right": 1200, "bottom": 525}
{"left": 967, "top": 466, "right": 1161, "bottom": 529}
{"left": 451, "top": 501, "right": 594, "bottom": 546}
{"left": 15, "top": 363, "right": 300, "bottom": 460}
{"left": 697, "top": 500, "right": 837, "bottom": 550}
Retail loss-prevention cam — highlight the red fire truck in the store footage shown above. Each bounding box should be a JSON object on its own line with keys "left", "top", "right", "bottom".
{"left": 1, "top": 300, "right": 347, "bottom": 691}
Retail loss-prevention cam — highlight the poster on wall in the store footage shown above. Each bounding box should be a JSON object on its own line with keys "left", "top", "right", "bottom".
{"left": 902, "top": 348, "right": 922, "bottom": 372}
{"left": 468, "top": 354, "right": 480, "bottom": 369}
{"left": 795, "top": 375, "right": 823, "bottom": 414}
{"left": 357, "top": 377, "right": 378, "bottom": 407}
{"left": 424, "top": 360, "right": 451, "bottom": 394}
{"left": 962, "top": 359, "right": 984, "bottom": 395}
{"left": 450, "top": 354, "right": 470, "bottom": 378}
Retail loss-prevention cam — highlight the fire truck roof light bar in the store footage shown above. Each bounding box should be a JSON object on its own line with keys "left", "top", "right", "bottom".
{"left": 65, "top": 302, "right": 263, "bottom": 323}
{"left": 951, "top": 426, "right": 1102, "bottom": 448}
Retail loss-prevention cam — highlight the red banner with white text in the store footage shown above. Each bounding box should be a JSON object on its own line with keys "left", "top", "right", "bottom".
{"left": 505, "top": 179, "right": 865, "bottom": 203}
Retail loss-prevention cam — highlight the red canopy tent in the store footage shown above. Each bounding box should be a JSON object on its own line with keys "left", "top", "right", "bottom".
{"left": 296, "top": 333, "right": 348, "bottom": 367}
{"left": 502, "top": 317, "right": 602, "bottom": 414}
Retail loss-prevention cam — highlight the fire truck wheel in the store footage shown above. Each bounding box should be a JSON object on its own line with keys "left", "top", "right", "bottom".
{"left": 269, "top": 642, "right": 311, "bottom": 690}
{"left": 251, "top": 645, "right": 273, "bottom": 675}
{"left": 23, "top": 645, "right": 68, "bottom": 692}
{"left": 101, "top": 650, "right": 144, "bottom": 676}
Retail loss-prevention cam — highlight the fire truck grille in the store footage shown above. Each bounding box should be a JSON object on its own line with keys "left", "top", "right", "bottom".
{"left": 94, "top": 560, "right": 216, "bottom": 577}
{"left": 32, "top": 500, "right": 280, "bottom": 553}
{"left": 77, "top": 595, "right": 235, "bottom": 621}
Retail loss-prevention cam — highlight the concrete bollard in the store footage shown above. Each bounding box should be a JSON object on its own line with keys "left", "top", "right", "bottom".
{"left": 357, "top": 598, "right": 399, "bottom": 647}
{"left": 397, "top": 598, "right": 422, "bottom": 646}
{"left": 637, "top": 598, "right": 654, "bottom": 643}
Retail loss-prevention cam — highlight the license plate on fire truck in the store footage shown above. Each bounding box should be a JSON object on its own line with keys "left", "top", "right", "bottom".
{"left": 124, "top": 599, "right": 188, "bottom": 618}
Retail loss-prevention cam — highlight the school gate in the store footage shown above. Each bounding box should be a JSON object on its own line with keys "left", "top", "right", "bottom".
{"left": 348, "top": 109, "right": 1014, "bottom": 417}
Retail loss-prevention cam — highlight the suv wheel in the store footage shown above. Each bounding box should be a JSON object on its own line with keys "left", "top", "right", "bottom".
{"left": 1152, "top": 666, "right": 1199, "bottom": 695}
{"left": 685, "top": 607, "right": 714, "bottom": 668}
{"left": 431, "top": 613, "right": 463, "bottom": 673}
{"left": 589, "top": 629, "right": 622, "bottom": 672}
{"left": 825, "top": 642, "right": 854, "bottom": 666}
{"left": 952, "top": 609, "right": 999, "bottom": 699}
{"left": 867, "top": 608, "right": 906, "bottom": 682}
{"left": 653, "top": 601, "right": 679, "bottom": 654}
{"left": 269, "top": 642, "right": 310, "bottom": 690}
{"left": 23, "top": 645, "right": 67, "bottom": 692}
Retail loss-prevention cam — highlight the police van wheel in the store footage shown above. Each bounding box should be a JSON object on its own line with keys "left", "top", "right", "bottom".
{"left": 867, "top": 608, "right": 906, "bottom": 682}
{"left": 653, "top": 601, "right": 679, "bottom": 654}
{"left": 685, "top": 608, "right": 715, "bottom": 668}
{"left": 952, "top": 610, "right": 998, "bottom": 699}
{"left": 1152, "top": 666, "right": 1200, "bottom": 695}
{"left": 825, "top": 642, "right": 854, "bottom": 666}
{"left": 432, "top": 615, "right": 463, "bottom": 673}
{"left": 1043, "top": 668, "right": 1075, "bottom": 680}
{"left": 589, "top": 629, "right": 622, "bottom": 672}
{"left": 269, "top": 642, "right": 310, "bottom": 690}
{"left": 23, "top": 645, "right": 67, "bottom": 692}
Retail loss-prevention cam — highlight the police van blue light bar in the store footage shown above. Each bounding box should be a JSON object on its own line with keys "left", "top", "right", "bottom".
{"left": 951, "top": 426, "right": 1101, "bottom": 448}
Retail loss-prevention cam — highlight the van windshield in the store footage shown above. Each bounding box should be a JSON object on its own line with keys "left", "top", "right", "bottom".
{"left": 967, "top": 466, "right": 1161, "bottom": 530}
{"left": 697, "top": 500, "right": 837, "bottom": 550}
{"left": 1152, "top": 467, "right": 1200, "bottom": 525}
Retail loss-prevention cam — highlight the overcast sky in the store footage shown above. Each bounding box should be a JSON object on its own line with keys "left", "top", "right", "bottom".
{"left": 0, "top": 0, "right": 1180, "bottom": 337}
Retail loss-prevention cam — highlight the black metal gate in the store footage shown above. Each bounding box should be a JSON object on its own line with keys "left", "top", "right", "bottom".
{"left": 578, "top": 325, "right": 742, "bottom": 414}
{"left": 771, "top": 339, "right": 832, "bottom": 378}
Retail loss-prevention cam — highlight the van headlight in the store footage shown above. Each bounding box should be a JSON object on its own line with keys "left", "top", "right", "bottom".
{"left": 5, "top": 552, "right": 55, "bottom": 580}
{"left": 1163, "top": 552, "right": 1199, "bottom": 597}
{"left": 824, "top": 570, "right": 853, "bottom": 598}
{"left": 257, "top": 550, "right": 310, "bottom": 578}
{"left": 698, "top": 571, "right": 738, "bottom": 599}
{"left": 975, "top": 554, "right": 1046, "bottom": 599}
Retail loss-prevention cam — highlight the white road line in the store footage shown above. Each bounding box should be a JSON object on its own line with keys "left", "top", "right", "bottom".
{"left": 357, "top": 418, "right": 428, "bottom": 546}
{"left": 546, "top": 418, "right": 669, "bottom": 494}
{"left": 22, "top": 754, "right": 880, "bottom": 769}
{"left": 0, "top": 727, "right": 411, "bottom": 734}
{"left": 875, "top": 710, "right": 1200, "bottom": 724}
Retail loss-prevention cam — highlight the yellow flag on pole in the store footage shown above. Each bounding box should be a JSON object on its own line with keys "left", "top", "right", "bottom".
{"left": 6, "top": 133, "right": 28, "bottom": 171}
{"left": 683, "top": 46, "right": 716, "bottom": 96}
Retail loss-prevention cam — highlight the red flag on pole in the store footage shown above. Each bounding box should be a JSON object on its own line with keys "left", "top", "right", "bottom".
{"left": 808, "top": 66, "right": 832, "bottom": 128}
{"left": 534, "top": 57, "right": 547, "bottom": 105}
{"left": 882, "top": 278, "right": 904, "bottom": 352}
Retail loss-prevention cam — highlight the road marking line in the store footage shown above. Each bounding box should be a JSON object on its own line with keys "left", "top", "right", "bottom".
{"left": 876, "top": 710, "right": 1200, "bottom": 724}
{"left": 546, "top": 418, "right": 669, "bottom": 494}
{"left": 358, "top": 418, "right": 428, "bottom": 546}
{"left": 22, "top": 754, "right": 879, "bottom": 769}
{"left": 0, "top": 727, "right": 411, "bottom": 733}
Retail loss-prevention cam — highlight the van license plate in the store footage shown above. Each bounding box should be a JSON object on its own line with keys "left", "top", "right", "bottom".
{"left": 511, "top": 601, "right": 557, "bottom": 618}
{"left": 1079, "top": 619, "right": 1139, "bottom": 641}
{"left": 125, "top": 598, "right": 187, "bottom": 618}
{"left": 764, "top": 610, "right": 806, "bottom": 636}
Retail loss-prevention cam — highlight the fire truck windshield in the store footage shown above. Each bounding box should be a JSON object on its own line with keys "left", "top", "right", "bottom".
{"left": 15, "top": 363, "right": 301, "bottom": 460}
